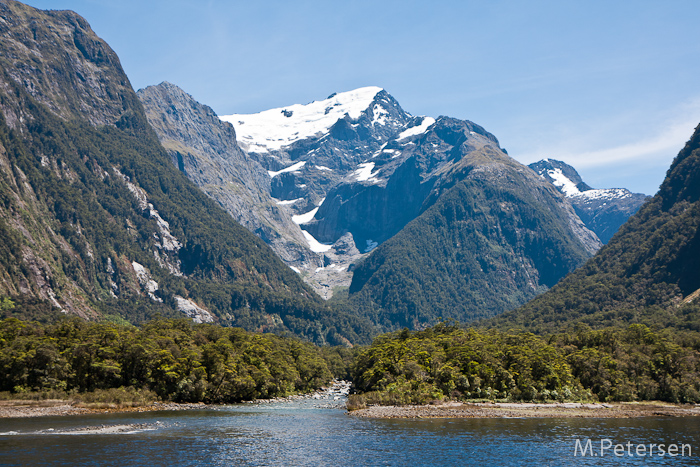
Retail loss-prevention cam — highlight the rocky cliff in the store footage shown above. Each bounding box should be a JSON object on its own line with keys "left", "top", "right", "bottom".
{"left": 138, "top": 82, "right": 320, "bottom": 269}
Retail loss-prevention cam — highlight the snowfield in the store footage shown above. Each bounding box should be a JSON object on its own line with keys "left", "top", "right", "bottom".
{"left": 397, "top": 117, "right": 435, "bottom": 141}
{"left": 221, "top": 87, "right": 383, "bottom": 153}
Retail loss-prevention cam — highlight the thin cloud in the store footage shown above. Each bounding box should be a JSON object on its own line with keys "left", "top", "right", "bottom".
{"left": 566, "top": 118, "right": 698, "bottom": 169}
{"left": 516, "top": 98, "right": 700, "bottom": 170}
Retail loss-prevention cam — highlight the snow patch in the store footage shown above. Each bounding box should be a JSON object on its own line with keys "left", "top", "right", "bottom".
{"left": 276, "top": 197, "right": 303, "bottom": 205}
{"left": 292, "top": 207, "right": 319, "bottom": 225}
{"left": 546, "top": 168, "right": 581, "bottom": 196}
{"left": 268, "top": 160, "right": 306, "bottom": 178}
{"left": 397, "top": 117, "right": 435, "bottom": 141}
{"left": 222, "top": 87, "right": 383, "bottom": 153}
{"left": 315, "top": 165, "right": 333, "bottom": 171}
{"left": 290, "top": 266, "right": 301, "bottom": 273}
{"left": 572, "top": 188, "right": 632, "bottom": 201}
{"left": 302, "top": 230, "right": 333, "bottom": 253}
{"left": 354, "top": 162, "right": 381, "bottom": 183}
{"left": 382, "top": 148, "right": 402, "bottom": 158}
{"left": 371, "top": 104, "right": 389, "bottom": 126}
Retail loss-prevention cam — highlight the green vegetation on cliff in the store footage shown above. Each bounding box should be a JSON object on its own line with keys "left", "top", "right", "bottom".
{"left": 0, "top": 1, "right": 373, "bottom": 345}
{"left": 348, "top": 146, "right": 593, "bottom": 330}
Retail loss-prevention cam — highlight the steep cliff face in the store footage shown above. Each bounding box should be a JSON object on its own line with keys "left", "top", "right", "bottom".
{"left": 491, "top": 124, "right": 700, "bottom": 333}
{"left": 305, "top": 117, "right": 602, "bottom": 255}
{"left": 0, "top": 1, "right": 135, "bottom": 128}
{"left": 530, "top": 159, "right": 649, "bottom": 243}
{"left": 0, "top": 1, "right": 370, "bottom": 344}
{"left": 138, "top": 82, "right": 319, "bottom": 269}
{"left": 140, "top": 86, "right": 415, "bottom": 297}
{"left": 0, "top": 0, "right": 145, "bottom": 319}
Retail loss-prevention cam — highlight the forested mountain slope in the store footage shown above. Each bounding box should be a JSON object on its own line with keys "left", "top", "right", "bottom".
{"left": 344, "top": 118, "right": 602, "bottom": 330}
{"left": 491, "top": 123, "right": 700, "bottom": 333}
{"left": 0, "top": 0, "right": 371, "bottom": 344}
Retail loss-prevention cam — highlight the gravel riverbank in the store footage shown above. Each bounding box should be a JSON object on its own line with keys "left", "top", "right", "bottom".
{"left": 0, "top": 400, "right": 209, "bottom": 418}
{"left": 348, "top": 401, "right": 700, "bottom": 419}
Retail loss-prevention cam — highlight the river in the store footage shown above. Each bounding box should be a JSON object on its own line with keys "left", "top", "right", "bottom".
{"left": 1, "top": 398, "right": 699, "bottom": 466}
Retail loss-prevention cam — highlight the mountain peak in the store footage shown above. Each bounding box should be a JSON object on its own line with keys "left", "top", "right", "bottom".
{"left": 220, "top": 86, "right": 387, "bottom": 153}
{"left": 529, "top": 159, "right": 592, "bottom": 195}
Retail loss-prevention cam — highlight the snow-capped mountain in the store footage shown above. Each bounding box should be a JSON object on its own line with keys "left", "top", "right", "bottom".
{"left": 222, "top": 86, "right": 389, "bottom": 154}
{"left": 218, "top": 87, "right": 414, "bottom": 295}
{"left": 221, "top": 87, "right": 412, "bottom": 205}
{"left": 142, "top": 85, "right": 602, "bottom": 304}
{"left": 305, "top": 116, "right": 514, "bottom": 250}
{"left": 530, "top": 159, "right": 650, "bottom": 243}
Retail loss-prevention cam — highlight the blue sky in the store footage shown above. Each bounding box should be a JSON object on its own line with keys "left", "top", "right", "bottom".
{"left": 26, "top": 0, "right": 700, "bottom": 195}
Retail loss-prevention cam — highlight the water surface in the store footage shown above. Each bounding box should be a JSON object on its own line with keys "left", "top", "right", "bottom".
{"left": 1, "top": 399, "right": 698, "bottom": 466}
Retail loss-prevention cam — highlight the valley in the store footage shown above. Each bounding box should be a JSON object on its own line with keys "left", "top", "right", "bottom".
{"left": 1, "top": 0, "right": 700, "bottom": 442}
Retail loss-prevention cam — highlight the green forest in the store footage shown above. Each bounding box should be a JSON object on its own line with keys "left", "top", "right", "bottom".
{"left": 0, "top": 66, "right": 372, "bottom": 346}
{"left": 348, "top": 321, "right": 700, "bottom": 408}
{"left": 346, "top": 148, "right": 592, "bottom": 331}
{"left": 3, "top": 311, "right": 699, "bottom": 407}
{"left": 0, "top": 314, "right": 352, "bottom": 403}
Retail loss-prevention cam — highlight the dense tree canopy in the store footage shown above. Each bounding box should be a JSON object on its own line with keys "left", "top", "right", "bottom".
{"left": 0, "top": 317, "right": 352, "bottom": 403}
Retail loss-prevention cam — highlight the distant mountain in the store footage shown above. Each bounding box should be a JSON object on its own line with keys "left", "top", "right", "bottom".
{"left": 491, "top": 124, "right": 700, "bottom": 333}
{"left": 0, "top": 0, "right": 370, "bottom": 344}
{"left": 142, "top": 84, "right": 606, "bottom": 329}
{"left": 529, "top": 159, "right": 649, "bottom": 243}
{"left": 343, "top": 118, "right": 602, "bottom": 330}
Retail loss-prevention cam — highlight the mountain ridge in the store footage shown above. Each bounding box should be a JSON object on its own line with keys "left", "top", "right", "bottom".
{"left": 342, "top": 119, "right": 602, "bottom": 330}
{"left": 137, "top": 82, "right": 320, "bottom": 270}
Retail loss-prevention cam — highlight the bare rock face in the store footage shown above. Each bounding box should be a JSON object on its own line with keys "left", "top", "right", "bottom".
{"left": 137, "top": 82, "right": 320, "bottom": 269}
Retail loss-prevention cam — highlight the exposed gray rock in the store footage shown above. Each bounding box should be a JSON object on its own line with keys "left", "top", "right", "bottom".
{"left": 137, "top": 82, "right": 321, "bottom": 270}
{"left": 140, "top": 84, "right": 604, "bottom": 305}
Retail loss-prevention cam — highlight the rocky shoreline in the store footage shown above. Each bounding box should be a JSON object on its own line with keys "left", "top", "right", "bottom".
{"left": 0, "top": 400, "right": 209, "bottom": 419}
{"left": 348, "top": 401, "right": 700, "bottom": 419}
{"left": 247, "top": 379, "right": 351, "bottom": 409}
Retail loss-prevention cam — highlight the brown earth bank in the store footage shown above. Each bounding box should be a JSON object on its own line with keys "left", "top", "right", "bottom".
{"left": 348, "top": 401, "right": 700, "bottom": 419}
{"left": 0, "top": 400, "right": 209, "bottom": 418}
